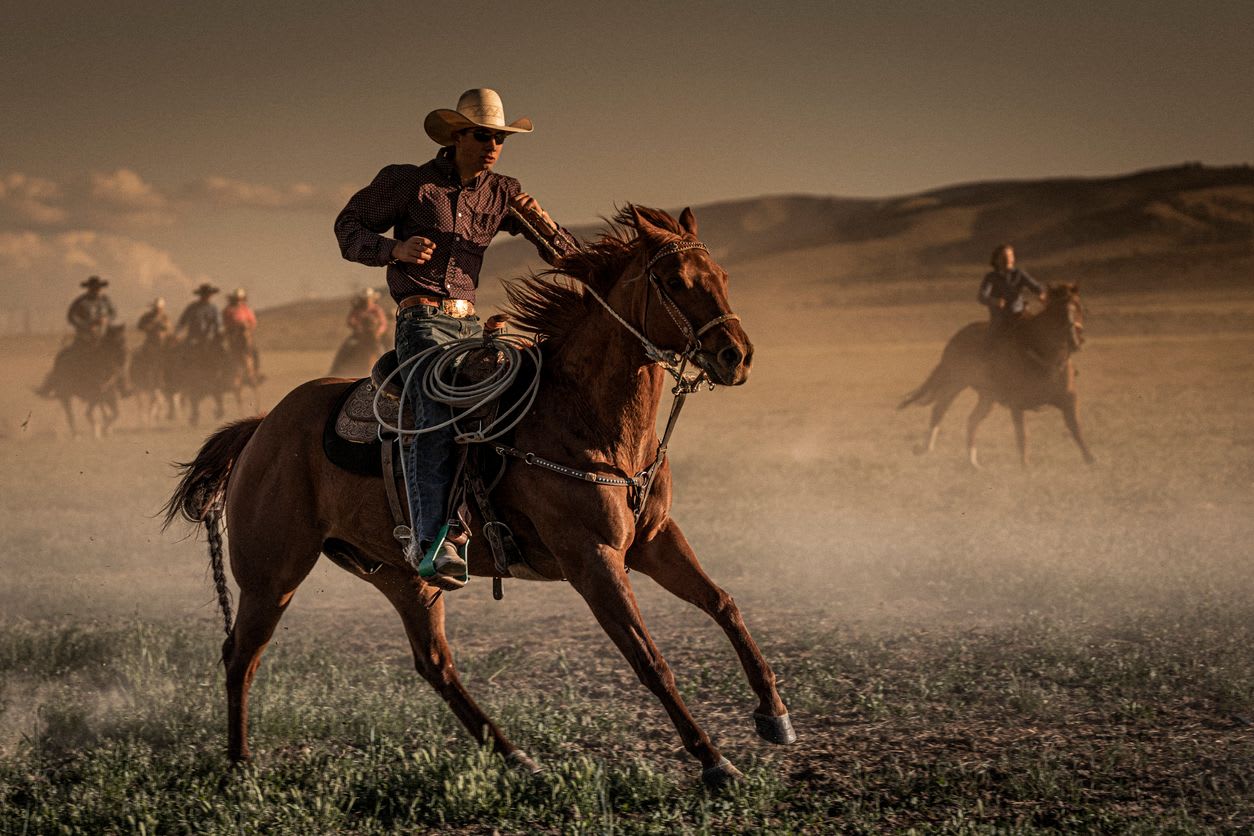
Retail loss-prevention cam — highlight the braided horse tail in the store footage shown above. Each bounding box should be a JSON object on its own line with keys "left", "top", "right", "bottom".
{"left": 162, "top": 416, "right": 264, "bottom": 644}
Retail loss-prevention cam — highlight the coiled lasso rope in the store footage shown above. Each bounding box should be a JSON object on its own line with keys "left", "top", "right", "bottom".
{"left": 371, "top": 331, "right": 543, "bottom": 445}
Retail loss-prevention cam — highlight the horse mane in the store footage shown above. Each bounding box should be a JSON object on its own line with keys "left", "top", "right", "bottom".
{"left": 503, "top": 205, "right": 685, "bottom": 347}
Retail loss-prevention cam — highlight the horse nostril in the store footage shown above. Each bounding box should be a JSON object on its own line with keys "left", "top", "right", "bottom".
{"left": 718, "top": 345, "right": 743, "bottom": 368}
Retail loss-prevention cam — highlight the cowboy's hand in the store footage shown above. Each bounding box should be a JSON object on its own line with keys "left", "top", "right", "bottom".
{"left": 512, "top": 194, "right": 557, "bottom": 236}
{"left": 392, "top": 236, "right": 436, "bottom": 265}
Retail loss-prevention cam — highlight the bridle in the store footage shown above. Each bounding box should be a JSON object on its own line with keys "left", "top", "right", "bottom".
{"left": 492, "top": 226, "right": 745, "bottom": 519}
{"left": 581, "top": 239, "right": 740, "bottom": 390}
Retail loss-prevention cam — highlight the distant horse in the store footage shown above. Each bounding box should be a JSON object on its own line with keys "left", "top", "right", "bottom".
{"left": 328, "top": 331, "right": 384, "bottom": 378}
{"left": 45, "top": 325, "right": 128, "bottom": 437}
{"left": 224, "top": 329, "right": 262, "bottom": 413}
{"left": 164, "top": 206, "right": 793, "bottom": 787}
{"left": 899, "top": 283, "right": 1094, "bottom": 467}
{"left": 167, "top": 338, "right": 230, "bottom": 426}
{"left": 130, "top": 334, "right": 174, "bottom": 426}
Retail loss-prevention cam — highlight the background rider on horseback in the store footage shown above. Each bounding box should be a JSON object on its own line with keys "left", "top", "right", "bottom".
{"left": 138, "top": 297, "right": 172, "bottom": 344}
{"left": 347, "top": 287, "right": 388, "bottom": 343}
{"left": 176, "top": 283, "right": 223, "bottom": 347}
{"left": 978, "top": 244, "right": 1045, "bottom": 335}
{"left": 222, "top": 287, "right": 263, "bottom": 383}
{"left": 334, "top": 87, "right": 579, "bottom": 589}
{"left": 36, "top": 275, "right": 117, "bottom": 398}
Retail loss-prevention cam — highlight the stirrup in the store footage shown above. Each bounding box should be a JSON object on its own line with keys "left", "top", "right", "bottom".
{"left": 417, "top": 522, "right": 470, "bottom": 585}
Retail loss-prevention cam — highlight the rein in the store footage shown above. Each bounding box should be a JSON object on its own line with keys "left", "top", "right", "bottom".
{"left": 500, "top": 211, "right": 740, "bottom": 519}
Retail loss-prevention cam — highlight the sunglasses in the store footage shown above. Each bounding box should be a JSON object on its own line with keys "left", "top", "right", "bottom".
{"left": 468, "top": 128, "right": 508, "bottom": 145}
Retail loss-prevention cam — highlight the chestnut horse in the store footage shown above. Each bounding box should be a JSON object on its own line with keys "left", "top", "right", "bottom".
{"left": 899, "top": 283, "right": 1094, "bottom": 467}
{"left": 164, "top": 206, "right": 793, "bottom": 788}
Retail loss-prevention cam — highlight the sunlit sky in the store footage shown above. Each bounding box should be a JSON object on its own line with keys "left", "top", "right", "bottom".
{"left": 2, "top": 0, "right": 1251, "bottom": 325}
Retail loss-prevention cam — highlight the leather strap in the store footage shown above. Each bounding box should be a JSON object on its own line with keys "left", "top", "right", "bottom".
{"left": 380, "top": 439, "right": 408, "bottom": 530}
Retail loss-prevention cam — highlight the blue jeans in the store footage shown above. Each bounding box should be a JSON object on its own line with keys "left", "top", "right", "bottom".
{"left": 395, "top": 306, "right": 482, "bottom": 546}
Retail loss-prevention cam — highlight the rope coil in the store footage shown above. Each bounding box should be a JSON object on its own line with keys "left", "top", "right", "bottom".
{"left": 372, "top": 332, "right": 543, "bottom": 445}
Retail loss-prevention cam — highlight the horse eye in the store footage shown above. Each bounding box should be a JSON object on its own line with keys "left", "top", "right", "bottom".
{"left": 666, "top": 276, "right": 684, "bottom": 291}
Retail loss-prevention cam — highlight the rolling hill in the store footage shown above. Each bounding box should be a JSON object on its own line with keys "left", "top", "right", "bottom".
{"left": 259, "top": 163, "right": 1254, "bottom": 348}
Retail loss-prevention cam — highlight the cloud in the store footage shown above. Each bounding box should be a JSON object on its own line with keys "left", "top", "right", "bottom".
{"left": 0, "top": 229, "right": 207, "bottom": 321}
{"left": 89, "top": 169, "right": 166, "bottom": 210}
{"left": 183, "top": 176, "right": 349, "bottom": 212}
{"left": 0, "top": 173, "right": 67, "bottom": 225}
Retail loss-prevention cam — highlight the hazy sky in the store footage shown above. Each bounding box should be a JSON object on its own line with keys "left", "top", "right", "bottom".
{"left": 2, "top": 0, "right": 1251, "bottom": 325}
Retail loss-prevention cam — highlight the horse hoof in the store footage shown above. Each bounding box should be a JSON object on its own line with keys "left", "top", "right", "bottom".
{"left": 701, "top": 757, "right": 743, "bottom": 790}
{"left": 506, "top": 750, "right": 542, "bottom": 775}
{"left": 753, "top": 711, "right": 797, "bottom": 745}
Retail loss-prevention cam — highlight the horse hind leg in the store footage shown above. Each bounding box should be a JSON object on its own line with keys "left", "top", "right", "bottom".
{"left": 628, "top": 519, "right": 795, "bottom": 745}
{"left": 357, "top": 562, "right": 537, "bottom": 771}
{"left": 916, "top": 383, "right": 964, "bottom": 455}
{"left": 966, "top": 393, "right": 995, "bottom": 468}
{"left": 567, "top": 551, "right": 739, "bottom": 789}
{"left": 224, "top": 542, "right": 321, "bottom": 762}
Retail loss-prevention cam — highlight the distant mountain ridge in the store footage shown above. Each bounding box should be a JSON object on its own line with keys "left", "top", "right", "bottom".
{"left": 259, "top": 163, "right": 1254, "bottom": 347}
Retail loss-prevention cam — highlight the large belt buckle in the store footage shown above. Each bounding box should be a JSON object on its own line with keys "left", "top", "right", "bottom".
{"left": 445, "top": 299, "right": 474, "bottom": 318}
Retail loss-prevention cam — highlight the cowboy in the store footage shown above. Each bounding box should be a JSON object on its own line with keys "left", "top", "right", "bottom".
{"left": 347, "top": 287, "right": 388, "bottom": 340}
{"left": 137, "top": 297, "right": 172, "bottom": 346}
{"left": 222, "top": 287, "right": 262, "bottom": 377}
{"left": 36, "top": 276, "right": 118, "bottom": 397}
{"left": 978, "top": 244, "right": 1045, "bottom": 333}
{"left": 67, "top": 275, "right": 117, "bottom": 341}
{"left": 176, "top": 283, "right": 222, "bottom": 345}
{"left": 334, "top": 88, "right": 580, "bottom": 588}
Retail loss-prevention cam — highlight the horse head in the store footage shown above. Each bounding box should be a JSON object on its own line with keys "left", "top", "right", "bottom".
{"left": 624, "top": 206, "right": 753, "bottom": 386}
{"left": 1045, "top": 283, "right": 1085, "bottom": 351}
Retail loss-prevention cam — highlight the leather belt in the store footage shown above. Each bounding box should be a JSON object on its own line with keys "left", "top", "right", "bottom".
{"left": 396, "top": 295, "right": 476, "bottom": 318}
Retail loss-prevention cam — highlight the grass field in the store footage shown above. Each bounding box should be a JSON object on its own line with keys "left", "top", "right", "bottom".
{"left": 1, "top": 286, "right": 1252, "bottom": 833}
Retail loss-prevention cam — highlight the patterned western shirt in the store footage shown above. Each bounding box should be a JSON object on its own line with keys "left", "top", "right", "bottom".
{"left": 66, "top": 292, "right": 116, "bottom": 334}
{"left": 978, "top": 268, "right": 1044, "bottom": 316}
{"left": 334, "top": 149, "right": 578, "bottom": 304}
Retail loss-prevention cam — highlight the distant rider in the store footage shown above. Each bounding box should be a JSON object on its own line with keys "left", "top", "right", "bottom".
{"left": 36, "top": 275, "right": 116, "bottom": 397}
{"left": 978, "top": 244, "right": 1045, "bottom": 333}
{"left": 347, "top": 287, "right": 388, "bottom": 343}
{"left": 334, "top": 88, "right": 579, "bottom": 588}
{"left": 222, "top": 287, "right": 262, "bottom": 380}
{"left": 176, "top": 283, "right": 222, "bottom": 346}
{"left": 137, "top": 297, "right": 172, "bottom": 347}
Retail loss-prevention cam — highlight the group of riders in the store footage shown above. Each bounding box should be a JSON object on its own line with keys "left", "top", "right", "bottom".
{"left": 36, "top": 276, "right": 396, "bottom": 419}
{"left": 36, "top": 279, "right": 265, "bottom": 409}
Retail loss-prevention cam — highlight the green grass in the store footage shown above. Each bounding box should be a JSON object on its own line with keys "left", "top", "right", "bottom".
{"left": 2, "top": 611, "right": 1250, "bottom": 834}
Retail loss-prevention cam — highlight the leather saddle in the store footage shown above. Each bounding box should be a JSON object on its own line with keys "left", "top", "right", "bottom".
{"left": 321, "top": 345, "right": 555, "bottom": 583}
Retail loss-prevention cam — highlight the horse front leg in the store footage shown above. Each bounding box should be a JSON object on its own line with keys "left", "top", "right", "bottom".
{"left": 1060, "top": 393, "right": 1096, "bottom": 464}
{"left": 1011, "top": 407, "right": 1028, "bottom": 466}
{"left": 628, "top": 519, "right": 795, "bottom": 745}
{"left": 362, "top": 564, "right": 538, "bottom": 772}
{"left": 58, "top": 397, "right": 78, "bottom": 437}
{"left": 566, "top": 547, "right": 740, "bottom": 788}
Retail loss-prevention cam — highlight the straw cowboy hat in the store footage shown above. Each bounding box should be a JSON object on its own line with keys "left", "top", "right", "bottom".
{"left": 227, "top": 287, "right": 247, "bottom": 301}
{"left": 360, "top": 287, "right": 381, "bottom": 301}
{"left": 423, "top": 88, "right": 533, "bottom": 146}
{"left": 80, "top": 275, "right": 109, "bottom": 289}
{"left": 193, "top": 283, "right": 220, "bottom": 297}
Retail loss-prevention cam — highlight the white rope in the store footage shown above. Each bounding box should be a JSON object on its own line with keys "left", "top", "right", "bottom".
{"left": 372, "top": 332, "right": 543, "bottom": 444}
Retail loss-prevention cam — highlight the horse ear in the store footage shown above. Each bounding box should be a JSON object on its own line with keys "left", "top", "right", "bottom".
{"left": 630, "top": 205, "right": 654, "bottom": 234}
{"left": 679, "top": 207, "right": 698, "bottom": 238}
